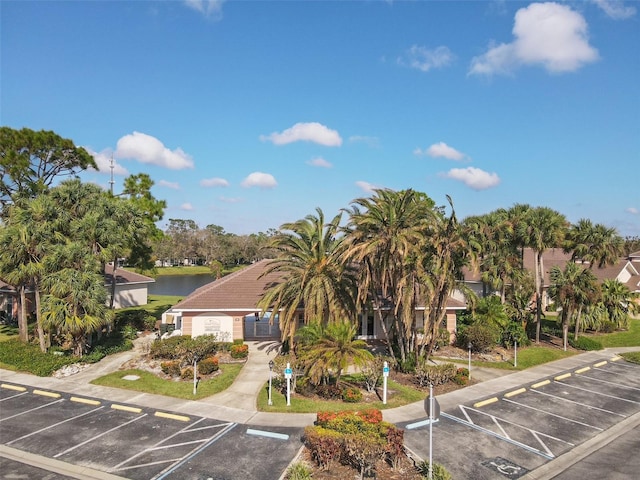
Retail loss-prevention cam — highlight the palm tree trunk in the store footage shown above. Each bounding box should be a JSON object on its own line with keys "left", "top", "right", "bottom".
{"left": 535, "top": 251, "right": 543, "bottom": 343}
{"left": 34, "top": 282, "right": 46, "bottom": 352}
{"left": 18, "top": 286, "right": 28, "bottom": 342}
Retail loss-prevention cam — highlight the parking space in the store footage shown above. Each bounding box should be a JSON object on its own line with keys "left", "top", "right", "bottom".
{"left": 402, "top": 356, "right": 640, "bottom": 480}
{"left": 0, "top": 384, "right": 303, "bottom": 480}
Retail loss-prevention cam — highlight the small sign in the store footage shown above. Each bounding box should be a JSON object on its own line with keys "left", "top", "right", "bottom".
{"left": 383, "top": 366, "right": 390, "bottom": 377}
{"left": 284, "top": 368, "right": 292, "bottom": 379}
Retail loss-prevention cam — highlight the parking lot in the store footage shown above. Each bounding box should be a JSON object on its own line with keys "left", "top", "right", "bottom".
{"left": 401, "top": 356, "right": 640, "bottom": 480}
{"left": 0, "top": 385, "right": 303, "bottom": 480}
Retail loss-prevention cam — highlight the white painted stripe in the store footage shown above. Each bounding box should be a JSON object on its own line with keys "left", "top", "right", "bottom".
{"left": 441, "top": 412, "right": 554, "bottom": 460}
{"left": 7, "top": 406, "right": 103, "bottom": 445}
{"left": 0, "top": 398, "right": 64, "bottom": 422}
{"left": 0, "top": 391, "right": 27, "bottom": 402}
{"left": 557, "top": 381, "right": 640, "bottom": 404}
{"left": 116, "top": 458, "right": 182, "bottom": 472}
{"left": 406, "top": 419, "right": 438, "bottom": 430}
{"left": 246, "top": 428, "right": 289, "bottom": 440}
{"left": 573, "top": 373, "right": 640, "bottom": 392}
{"left": 530, "top": 389, "right": 626, "bottom": 417}
{"left": 503, "top": 398, "right": 602, "bottom": 431}
{"left": 54, "top": 414, "right": 147, "bottom": 458}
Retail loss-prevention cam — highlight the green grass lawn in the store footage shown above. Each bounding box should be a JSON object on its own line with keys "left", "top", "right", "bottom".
{"left": 620, "top": 351, "right": 640, "bottom": 364}
{"left": 152, "top": 266, "right": 213, "bottom": 276}
{"left": 256, "top": 378, "right": 425, "bottom": 413}
{"left": 590, "top": 318, "right": 640, "bottom": 348}
{"left": 91, "top": 363, "right": 244, "bottom": 400}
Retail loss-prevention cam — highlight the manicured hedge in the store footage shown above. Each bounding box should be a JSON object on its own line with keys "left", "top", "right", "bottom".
{"left": 568, "top": 336, "right": 603, "bottom": 351}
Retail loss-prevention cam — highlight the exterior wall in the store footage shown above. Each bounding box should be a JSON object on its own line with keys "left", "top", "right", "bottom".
{"left": 190, "top": 312, "right": 234, "bottom": 341}
{"left": 112, "top": 284, "right": 148, "bottom": 309}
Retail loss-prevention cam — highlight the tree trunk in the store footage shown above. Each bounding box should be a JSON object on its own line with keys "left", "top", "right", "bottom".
{"left": 18, "top": 286, "right": 28, "bottom": 342}
{"left": 34, "top": 283, "right": 46, "bottom": 352}
{"left": 534, "top": 251, "right": 543, "bottom": 344}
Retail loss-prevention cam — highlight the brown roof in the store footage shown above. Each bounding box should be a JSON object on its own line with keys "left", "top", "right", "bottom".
{"left": 171, "top": 260, "right": 283, "bottom": 311}
{"left": 104, "top": 265, "right": 155, "bottom": 286}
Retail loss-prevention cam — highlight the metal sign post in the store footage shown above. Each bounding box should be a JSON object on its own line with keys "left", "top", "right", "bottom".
{"left": 268, "top": 360, "right": 274, "bottom": 406}
{"left": 514, "top": 340, "right": 518, "bottom": 367}
{"left": 382, "top": 361, "right": 389, "bottom": 405}
{"left": 284, "top": 362, "right": 292, "bottom": 407}
{"left": 429, "top": 383, "right": 433, "bottom": 480}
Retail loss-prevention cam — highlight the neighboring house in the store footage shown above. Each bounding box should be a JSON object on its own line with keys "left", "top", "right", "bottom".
{"left": 104, "top": 264, "right": 155, "bottom": 309}
{"left": 0, "top": 266, "right": 154, "bottom": 321}
{"left": 160, "top": 259, "right": 467, "bottom": 342}
{"left": 462, "top": 248, "right": 640, "bottom": 309}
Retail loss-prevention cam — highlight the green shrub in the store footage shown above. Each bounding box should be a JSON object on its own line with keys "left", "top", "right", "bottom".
{"left": 160, "top": 360, "right": 181, "bottom": 377}
{"left": 315, "top": 384, "right": 343, "bottom": 400}
{"left": 180, "top": 367, "right": 194, "bottom": 380}
{"left": 600, "top": 321, "right": 617, "bottom": 334}
{"left": 501, "top": 322, "right": 530, "bottom": 348}
{"left": 198, "top": 356, "right": 219, "bottom": 375}
{"left": 415, "top": 361, "right": 456, "bottom": 387}
{"left": 284, "top": 461, "right": 313, "bottom": 480}
{"left": 568, "top": 336, "right": 603, "bottom": 351}
{"left": 342, "top": 386, "right": 363, "bottom": 403}
{"left": 458, "top": 323, "right": 498, "bottom": 353}
{"left": 453, "top": 367, "right": 469, "bottom": 385}
{"left": 0, "top": 339, "right": 76, "bottom": 376}
{"left": 416, "top": 461, "right": 453, "bottom": 480}
{"left": 436, "top": 328, "right": 452, "bottom": 348}
{"left": 120, "top": 324, "right": 138, "bottom": 340}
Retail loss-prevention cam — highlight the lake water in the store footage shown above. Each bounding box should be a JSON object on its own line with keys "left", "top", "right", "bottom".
{"left": 148, "top": 274, "right": 215, "bottom": 297}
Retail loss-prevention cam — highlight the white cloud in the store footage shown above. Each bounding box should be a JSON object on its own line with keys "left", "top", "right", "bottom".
{"left": 241, "top": 172, "right": 277, "bottom": 189}
{"left": 181, "top": 202, "right": 194, "bottom": 211}
{"left": 184, "top": 0, "right": 225, "bottom": 20}
{"left": 398, "top": 45, "right": 454, "bottom": 72}
{"left": 158, "top": 180, "right": 180, "bottom": 189}
{"left": 415, "top": 142, "right": 467, "bottom": 161}
{"left": 219, "top": 196, "right": 243, "bottom": 203}
{"left": 592, "top": 0, "right": 636, "bottom": 19}
{"left": 626, "top": 207, "right": 639, "bottom": 215}
{"left": 355, "top": 180, "right": 378, "bottom": 193}
{"left": 441, "top": 167, "right": 501, "bottom": 190}
{"left": 260, "top": 122, "right": 342, "bottom": 146}
{"left": 115, "top": 131, "right": 194, "bottom": 170}
{"left": 349, "top": 135, "right": 380, "bottom": 148}
{"left": 470, "top": 2, "right": 599, "bottom": 76}
{"left": 85, "top": 147, "right": 129, "bottom": 175}
{"left": 200, "top": 177, "right": 229, "bottom": 187}
{"left": 307, "top": 157, "right": 333, "bottom": 168}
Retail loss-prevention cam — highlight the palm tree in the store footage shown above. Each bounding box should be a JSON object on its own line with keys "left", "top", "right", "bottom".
{"left": 548, "top": 263, "right": 599, "bottom": 349}
{"left": 564, "top": 219, "right": 624, "bottom": 269}
{"left": 600, "top": 279, "right": 639, "bottom": 331}
{"left": 257, "top": 208, "right": 357, "bottom": 345}
{"left": 341, "top": 189, "right": 434, "bottom": 365}
{"left": 297, "top": 320, "right": 373, "bottom": 385}
{"left": 41, "top": 242, "right": 114, "bottom": 356}
{"left": 516, "top": 206, "right": 568, "bottom": 343}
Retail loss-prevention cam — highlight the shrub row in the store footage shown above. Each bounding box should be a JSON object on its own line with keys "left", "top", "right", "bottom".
{"left": 305, "top": 410, "right": 404, "bottom": 476}
{"left": 415, "top": 362, "right": 457, "bottom": 387}
{"left": 149, "top": 335, "right": 227, "bottom": 360}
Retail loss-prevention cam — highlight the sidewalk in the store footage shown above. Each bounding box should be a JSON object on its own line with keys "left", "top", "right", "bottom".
{"left": 0, "top": 340, "right": 637, "bottom": 429}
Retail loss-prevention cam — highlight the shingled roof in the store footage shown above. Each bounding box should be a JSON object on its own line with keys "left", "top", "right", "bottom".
{"left": 170, "top": 259, "right": 284, "bottom": 311}
{"left": 104, "top": 264, "right": 155, "bottom": 286}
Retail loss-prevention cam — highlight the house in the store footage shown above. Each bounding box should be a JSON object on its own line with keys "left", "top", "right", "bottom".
{"left": 0, "top": 266, "right": 154, "bottom": 322}
{"left": 104, "top": 264, "right": 155, "bottom": 309}
{"left": 462, "top": 248, "right": 640, "bottom": 309}
{"left": 160, "top": 259, "right": 466, "bottom": 342}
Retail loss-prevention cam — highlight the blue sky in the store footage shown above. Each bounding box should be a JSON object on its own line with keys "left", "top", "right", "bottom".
{"left": 2, "top": 0, "right": 639, "bottom": 237}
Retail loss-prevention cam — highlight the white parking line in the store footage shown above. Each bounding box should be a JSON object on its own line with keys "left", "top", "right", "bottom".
{"left": 6, "top": 406, "right": 103, "bottom": 445}
{"left": 530, "top": 388, "right": 626, "bottom": 417}
{"left": 502, "top": 398, "right": 603, "bottom": 431}
{"left": 575, "top": 373, "right": 640, "bottom": 392}
{"left": 0, "top": 398, "right": 64, "bottom": 422}
{"left": 0, "top": 391, "right": 27, "bottom": 402}
{"left": 554, "top": 380, "right": 640, "bottom": 405}
{"left": 54, "top": 414, "right": 148, "bottom": 458}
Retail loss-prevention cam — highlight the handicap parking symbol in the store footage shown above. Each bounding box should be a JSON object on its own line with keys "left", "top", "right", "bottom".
{"left": 481, "top": 457, "right": 529, "bottom": 479}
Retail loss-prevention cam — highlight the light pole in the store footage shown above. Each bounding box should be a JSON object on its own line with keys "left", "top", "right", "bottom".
{"left": 193, "top": 355, "right": 200, "bottom": 396}
{"left": 429, "top": 383, "right": 434, "bottom": 480}
{"left": 268, "top": 359, "right": 274, "bottom": 406}
{"left": 514, "top": 340, "right": 518, "bottom": 368}
{"left": 468, "top": 342, "right": 472, "bottom": 382}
